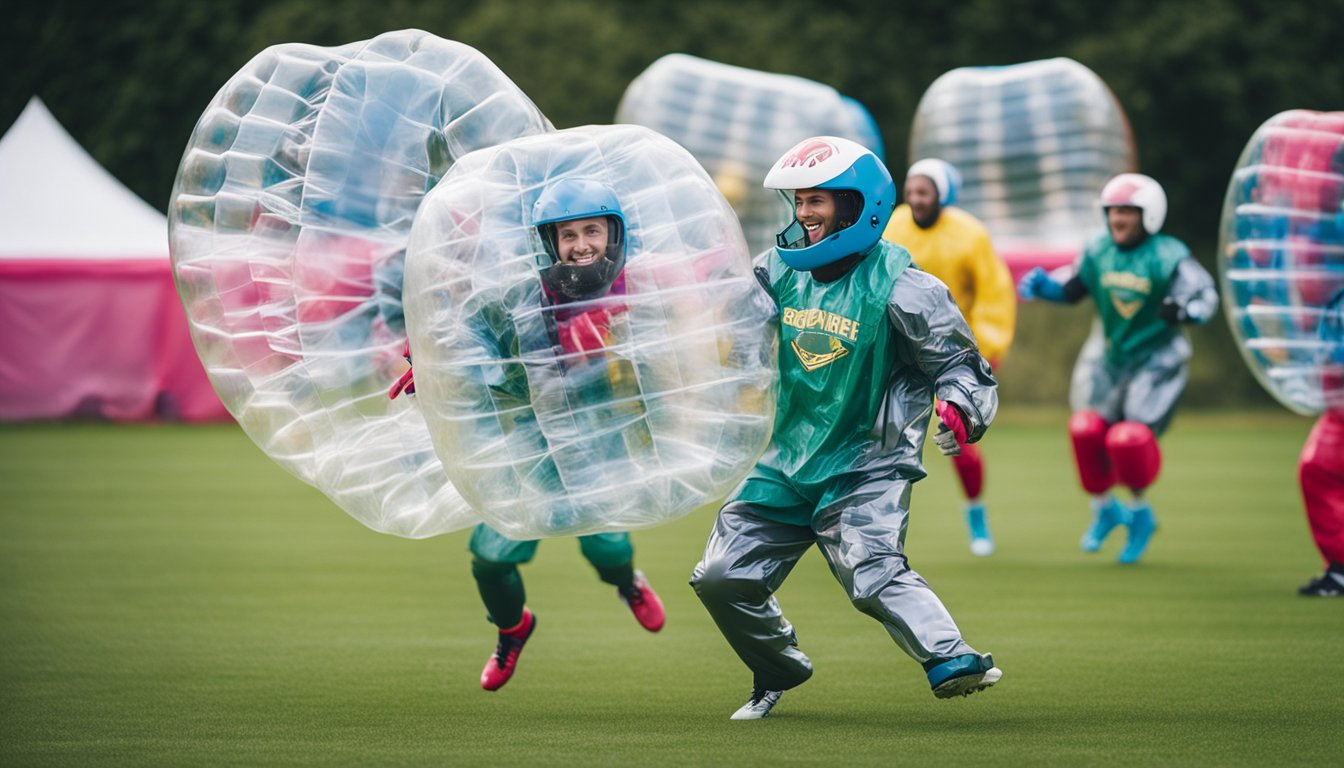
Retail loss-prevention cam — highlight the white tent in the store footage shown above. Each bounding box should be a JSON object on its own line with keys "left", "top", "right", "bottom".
{"left": 0, "top": 97, "right": 226, "bottom": 421}
{"left": 0, "top": 97, "right": 169, "bottom": 260}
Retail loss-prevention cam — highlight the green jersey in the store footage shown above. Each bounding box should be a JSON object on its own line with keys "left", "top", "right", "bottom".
{"left": 1077, "top": 233, "right": 1189, "bottom": 367}
{"left": 735, "top": 241, "right": 913, "bottom": 517}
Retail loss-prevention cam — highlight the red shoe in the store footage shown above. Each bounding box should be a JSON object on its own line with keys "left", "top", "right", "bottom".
{"left": 480, "top": 609, "right": 536, "bottom": 691}
{"left": 619, "top": 570, "right": 665, "bottom": 632}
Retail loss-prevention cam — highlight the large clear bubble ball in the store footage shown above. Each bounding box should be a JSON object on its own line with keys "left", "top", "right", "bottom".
{"left": 616, "top": 54, "right": 884, "bottom": 258}
{"left": 1218, "top": 110, "right": 1344, "bottom": 415}
{"left": 909, "top": 58, "right": 1136, "bottom": 277}
{"left": 167, "top": 30, "right": 552, "bottom": 537}
{"left": 403, "top": 125, "right": 778, "bottom": 539}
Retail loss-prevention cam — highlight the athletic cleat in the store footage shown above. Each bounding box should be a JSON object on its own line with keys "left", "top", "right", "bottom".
{"left": 927, "top": 653, "right": 1002, "bottom": 699}
{"left": 618, "top": 570, "right": 665, "bottom": 632}
{"left": 730, "top": 685, "right": 783, "bottom": 720}
{"left": 1080, "top": 498, "right": 1129, "bottom": 552}
{"left": 1116, "top": 503, "right": 1157, "bottom": 564}
{"left": 967, "top": 504, "right": 994, "bottom": 556}
{"left": 1297, "top": 568, "right": 1344, "bottom": 597}
{"left": 480, "top": 609, "right": 536, "bottom": 691}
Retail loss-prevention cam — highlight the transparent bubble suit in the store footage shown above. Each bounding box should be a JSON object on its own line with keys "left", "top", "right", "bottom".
{"left": 1218, "top": 110, "right": 1344, "bottom": 415}
{"left": 403, "top": 125, "right": 778, "bottom": 539}
{"left": 167, "top": 30, "right": 552, "bottom": 537}
{"left": 616, "top": 54, "right": 884, "bottom": 258}
{"left": 910, "top": 58, "right": 1136, "bottom": 254}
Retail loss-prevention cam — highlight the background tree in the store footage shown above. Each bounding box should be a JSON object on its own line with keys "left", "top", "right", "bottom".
{"left": 6, "top": 0, "right": 1342, "bottom": 406}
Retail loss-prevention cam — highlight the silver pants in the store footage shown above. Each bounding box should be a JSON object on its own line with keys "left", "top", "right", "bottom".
{"left": 1070, "top": 322, "right": 1191, "bottom": 436}
{"left": 690, "top": 474, "right": 976, "bottom": 691}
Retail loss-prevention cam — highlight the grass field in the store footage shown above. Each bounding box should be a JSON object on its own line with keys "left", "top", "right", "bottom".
{"left": 1, "top": 410, "right": 1339, "bottom": 767}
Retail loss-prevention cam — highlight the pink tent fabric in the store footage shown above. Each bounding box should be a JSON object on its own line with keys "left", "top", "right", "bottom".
{"left": 0, "top": 98, "right": 227, "bottom": 421}
{"left": 999, "top": 245, "right": 1080, "bottom": 288}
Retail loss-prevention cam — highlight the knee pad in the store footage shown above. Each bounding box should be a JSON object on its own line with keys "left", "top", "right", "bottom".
{"left": 1069, "top": 410, "right": 1116, "bottom": 494}
{"left": 950, "top": 442, "right": 985, "bottom": 499}
{"left": 1105, "top": 421, "right": 1162, "bottom": 492}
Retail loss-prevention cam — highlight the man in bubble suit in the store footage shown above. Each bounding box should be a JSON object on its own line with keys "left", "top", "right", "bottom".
{"left": 691, "top": 137, "right": 1002, "bottom": 720}
{"left": 1297, "top": 288, "right": 1344, "bottom": 596}
{"left": 396, "top": 178, "right": 667, "bottom": 692}
{"left": 1018, "top": 173, "right": 1218, "bottom": 564}
{"left": 883, "top": 158, "right": 1016, "bottom": 557}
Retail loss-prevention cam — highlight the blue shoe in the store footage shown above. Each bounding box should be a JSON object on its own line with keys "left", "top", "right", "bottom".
{"left": 926, "top": 653, "right": 1002, "bottom": 699}
{"left": 1080, "top": 498, "right": 1129, "bottom": 553}
{"left": 966, "top": 504, "right": 994, "bottom": 556}
{"left": 1117, "top": 503, "right": 1157, "bottom": 564}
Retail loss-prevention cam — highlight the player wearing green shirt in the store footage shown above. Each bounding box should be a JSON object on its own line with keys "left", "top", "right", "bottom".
{"left": 691, "top": 137, "right": 1002, "bottom": 720}
{"left": 1019, "top": 173, "right": 1218, "bottom": 564}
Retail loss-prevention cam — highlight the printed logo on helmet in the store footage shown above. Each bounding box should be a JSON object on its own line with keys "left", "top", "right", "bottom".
{"left": 780, "top": 140, "right": 836, "bottom": 169}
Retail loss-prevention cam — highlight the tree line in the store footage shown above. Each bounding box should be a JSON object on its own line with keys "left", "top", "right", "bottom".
{"left": 6, "top": 0, "right": 1343, "bottom": 407}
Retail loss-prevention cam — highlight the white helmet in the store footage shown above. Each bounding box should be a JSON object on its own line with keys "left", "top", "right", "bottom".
{"left": 763, "top": 136, "right": 895, "bottom": 270}
{"left": 906, "top": 158, "right": 962, "bottom": 206}
{"left": 1100, "top": 173, "right": 1167, "bottom": 235}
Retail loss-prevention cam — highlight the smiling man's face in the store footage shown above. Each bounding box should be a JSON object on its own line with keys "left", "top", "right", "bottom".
{"left": 793, "top": 188, "right": 837, "bottom": 244}
{"left": 1106, "top": 206, "right": 1145, "bottom": 249}
{"left": 554, "top": 216, "right": 610, "bottom": 265}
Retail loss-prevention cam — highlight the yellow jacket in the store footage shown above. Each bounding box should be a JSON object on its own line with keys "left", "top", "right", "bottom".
{"left": 883, "top": 205, "right": 1016, "bottom": 363}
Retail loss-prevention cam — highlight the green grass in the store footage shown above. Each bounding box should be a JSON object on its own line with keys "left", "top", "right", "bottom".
{"left": 1, "top": 410, "right": 1337, "bottom": 767}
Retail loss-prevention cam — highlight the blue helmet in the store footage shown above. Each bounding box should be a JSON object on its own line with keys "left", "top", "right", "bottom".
{"left": 532, "top": 178, "right": 627, "bottom": 300}
{"left": 906, "top": 158, "right": 962, "bottom": 206}
{"left": 763, "top": 136, "right": 896, "bottom": 271}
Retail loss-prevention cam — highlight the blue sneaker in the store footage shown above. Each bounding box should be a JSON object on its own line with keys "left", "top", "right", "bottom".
{"left": 1117, "top": 503, "right": 1157, "bottom": 564}
{"left": 1080, "top": 498, "right": 1129, "bottom": 552}
{"left": 926, "top": 653, "right": 1002, "bottom": 699}
{"left": 966, "top": 504, "right": 994, "bottom": 556}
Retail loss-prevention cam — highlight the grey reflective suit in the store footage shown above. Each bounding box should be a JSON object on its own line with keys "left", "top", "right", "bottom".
{"left": 692, "top": 261, "right": 998, "bottom": 691}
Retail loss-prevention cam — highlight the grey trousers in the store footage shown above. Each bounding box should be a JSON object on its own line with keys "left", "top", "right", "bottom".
{"left": 1070, "top": 322, "right": 1191, "bottom": 436}
{"left": 690, "top": 474, "right": 976, "bottom": 691}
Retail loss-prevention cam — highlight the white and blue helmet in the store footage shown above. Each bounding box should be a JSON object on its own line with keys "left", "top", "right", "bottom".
{"left": 764, "top": 136, "right": 896, "bottom": 270}
{"left": 906, "top": 157, "right": 962, "bottom": 206}
{"left": 533, "top": 178, "right": 627, "bottom": 300}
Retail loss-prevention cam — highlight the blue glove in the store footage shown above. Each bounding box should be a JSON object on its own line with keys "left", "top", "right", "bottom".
{"left": 1018, "top": 267, "right": 1065, "bottom": 302}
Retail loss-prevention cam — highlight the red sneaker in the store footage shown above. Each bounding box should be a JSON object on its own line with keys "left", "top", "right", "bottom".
{"left": 619, "top": 570, "right": 665, "bottom": 632}
{"left": 480, "top": 610, "right": 536, "bottom": 691}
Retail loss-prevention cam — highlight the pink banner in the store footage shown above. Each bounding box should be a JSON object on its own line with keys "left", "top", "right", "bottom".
{"left": 999, "top": 245, "right": 1080, "bottom": 288}
{"left": 0, "top": 258, "right": 230, "bottom": 422}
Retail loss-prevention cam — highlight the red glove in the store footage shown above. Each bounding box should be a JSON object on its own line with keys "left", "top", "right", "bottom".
{"left": 388, "top": 367, "right": 415, "bottom": 399}
{"left": 559, "top": 308, "right": 612, "bottom": 356}
{"left": 388, "top": 339, "right": 415, "bottom": 399}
